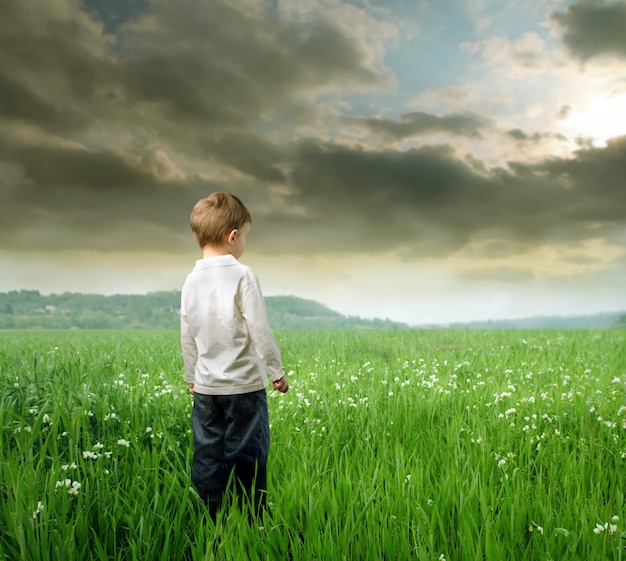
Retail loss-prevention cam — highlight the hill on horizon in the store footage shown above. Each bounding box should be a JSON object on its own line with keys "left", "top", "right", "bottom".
{"left": 0, "top": 290, "right": 408, "bottom": 330}
{"left": 425, "top": 310, "right": 626, "bottom": 330}
{"left": 0, "top": 290, "right": 623, "bottom": 330}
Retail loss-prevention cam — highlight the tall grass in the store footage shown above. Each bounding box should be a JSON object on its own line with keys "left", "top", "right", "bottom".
{"left": 0, "top": 329, "right": 624, "bottom": 560}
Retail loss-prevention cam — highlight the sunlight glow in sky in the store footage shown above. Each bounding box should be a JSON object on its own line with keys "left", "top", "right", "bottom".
{"left": 560, "top": 92, "right": 626, "bottom": 146}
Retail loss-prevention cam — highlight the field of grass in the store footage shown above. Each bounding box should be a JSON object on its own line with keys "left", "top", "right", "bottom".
{"left": 1, "top": 328, "right": 625, "bottom": 560}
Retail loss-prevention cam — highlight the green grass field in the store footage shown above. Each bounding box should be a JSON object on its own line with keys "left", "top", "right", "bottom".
{"left": 1, "top": 329, "right": 624, "bottom": 560}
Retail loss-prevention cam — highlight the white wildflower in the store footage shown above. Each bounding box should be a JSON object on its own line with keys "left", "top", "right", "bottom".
{"left": 32, "top": 501, "right": 44, "bottom": 519}
{"left": 594, "top": 522, "right": 618, "bottom": 535}
{"left": 56, "top": 479, "right": 81, "bottom": 495}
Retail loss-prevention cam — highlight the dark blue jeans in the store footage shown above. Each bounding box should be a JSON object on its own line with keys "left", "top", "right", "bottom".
{"left": 191, "top": 389, "right": 270, "bottom": 518}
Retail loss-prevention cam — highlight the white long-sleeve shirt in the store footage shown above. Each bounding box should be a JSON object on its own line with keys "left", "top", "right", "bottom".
{"left": 180, "top": 254, "right": 285, "bottom": 395}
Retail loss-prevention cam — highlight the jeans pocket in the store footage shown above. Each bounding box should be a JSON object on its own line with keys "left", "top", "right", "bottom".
{"left": 194, "top": 394, "right": 214, "bottom": 420}
{"left": 223, "top": 392, "right": 258, "bottom": 420}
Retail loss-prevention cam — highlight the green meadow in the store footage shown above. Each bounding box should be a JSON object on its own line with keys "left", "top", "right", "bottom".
{"left": 1, "top": 329, "right": 624, "bottom": 560}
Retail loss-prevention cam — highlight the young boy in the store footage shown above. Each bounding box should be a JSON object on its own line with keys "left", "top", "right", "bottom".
{"left": 180, "top": 191, "right": 289, "bottom": 520}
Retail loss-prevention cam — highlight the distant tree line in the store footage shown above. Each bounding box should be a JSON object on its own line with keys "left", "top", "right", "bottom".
{"left": 0, "top": 290, "right": 181, "bottom": 330}
{"left": 460, "top": 312, "right": 626, "bottom": 330}
{"left": 0, "top": 290, "right": 409, "bottom": 330}
{"left": 2, "top": 290, "right": 622, "bottom": 330}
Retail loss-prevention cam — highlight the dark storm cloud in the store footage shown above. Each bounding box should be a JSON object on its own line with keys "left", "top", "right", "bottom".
{"left": 551, "top": 1, "right": 626, "bottom": 61}
{"left": 3, "top": 132, "right": 625, "bottom": 260}
{"left": 0, "top": 74, "right": 89, "bottom": 132}
{"left": 0, "top": 0, "right": 382, "bottom": 164}
{"left": 0, "top": 142, "right": 212, "bottom": 252}
{"left": 3, "top": 130, "right": 624, "bottom": 257}
{"left": 13, "top": 146, "right": 154, "bottom": 193}
{"left": 116, "top": 0, "right": 382, "bottom": 129}
{"left": 0, "top": 0, "right": 384, "bottom": 203}
{"left": 249, "top": 135, "right": 626, "bottom": 256}
{"left": 200, "top": 133, "right": 286, "bottom": 183}
{"left": 1, "top": 0, "right": 625, "bottom": 263}
{"left": 506, "top": 129, "right": 567, "bottom": 143}
{"left": 0, "top": 1, "right": 114, "bottom": 133}
{"left": 345, "top": 111, "right": 489, "bottom": 140}
{"left": 0, "top": 0, "right": 386, "bottom": 252}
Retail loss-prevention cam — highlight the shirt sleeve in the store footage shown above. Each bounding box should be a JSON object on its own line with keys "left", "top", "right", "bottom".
{"left": 180, "top": 299, "right": 198, "bottom": 384}
{"left": 240, "top": 271, "right": 286, "bottom": 382}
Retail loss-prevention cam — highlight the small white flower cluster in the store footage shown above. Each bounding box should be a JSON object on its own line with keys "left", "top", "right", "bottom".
{"left": 593, "top": 516, "right": 619, "bottom": 535}
{"left": 494, "top": 451, "right": 515, "bottom": 469}
{"left": 151, "top": 384, "right": 173, "bottom": 398}
{"left": 82, "top": 442, "right": 111, "bottom": 460}
{"left": 117, "top": 438, "right": 131, "bottom": 447}
{"left": 336, "top": 396, "right": 368, "bottom": 408}
{"left": 56, "top": 479, "right": 81, "bottom": 495}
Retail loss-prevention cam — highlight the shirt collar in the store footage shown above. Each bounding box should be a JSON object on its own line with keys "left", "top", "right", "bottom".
{"left": 194, "top": 254, "right": 238, "bottom": 269}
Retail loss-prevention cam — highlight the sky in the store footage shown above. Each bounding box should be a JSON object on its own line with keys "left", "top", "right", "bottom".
{"left": 1, "top": 0, "right": 625, "bottom": 325}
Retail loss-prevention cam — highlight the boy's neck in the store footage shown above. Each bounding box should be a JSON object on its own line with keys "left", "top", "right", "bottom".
{"left": 202, "top": 244, "right": 232, "bottom": 259}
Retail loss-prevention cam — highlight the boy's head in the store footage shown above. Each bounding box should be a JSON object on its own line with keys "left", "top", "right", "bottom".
{"left": 190, "top": 192, "right": 251, "bottom": 249}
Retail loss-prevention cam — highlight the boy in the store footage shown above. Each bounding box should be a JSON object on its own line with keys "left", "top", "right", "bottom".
{"left": 180, "top": 191, "right": 289, "bottom": 520}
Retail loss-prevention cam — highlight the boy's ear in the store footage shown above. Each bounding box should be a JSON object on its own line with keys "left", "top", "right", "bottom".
{"left": 227, "top": 228, "right": 238, "bottom": 244}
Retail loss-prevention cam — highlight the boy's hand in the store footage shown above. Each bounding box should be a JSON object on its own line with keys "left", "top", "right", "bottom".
{"left": 272, "top": 376, "right": 289, "bottom": 393}
{"left": 188, "top": 383, "right": 195, "bottom": 395}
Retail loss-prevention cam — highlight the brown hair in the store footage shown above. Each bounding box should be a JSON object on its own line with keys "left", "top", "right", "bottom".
{"left": 190, "top": 192, "right": 251, "bottom": 248}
